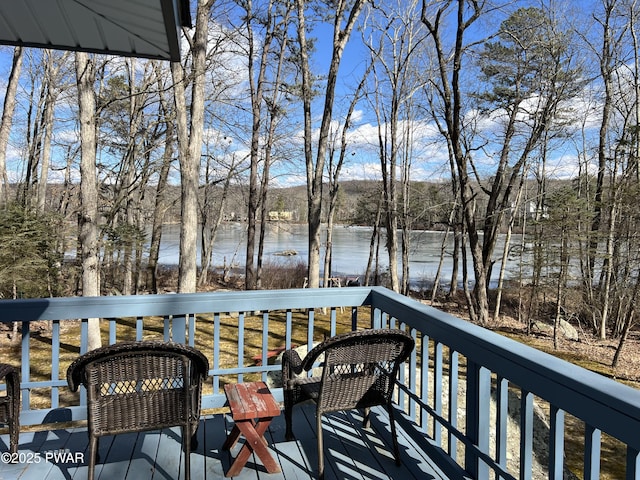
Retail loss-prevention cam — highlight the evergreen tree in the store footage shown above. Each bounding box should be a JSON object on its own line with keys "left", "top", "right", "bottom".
{"left": 0, "top": 203, "right": 62, "bottom": 299}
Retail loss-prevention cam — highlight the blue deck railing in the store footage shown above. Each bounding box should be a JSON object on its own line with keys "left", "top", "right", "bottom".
{"left": 1, "top": 286, "right": 639, "bottom": 479}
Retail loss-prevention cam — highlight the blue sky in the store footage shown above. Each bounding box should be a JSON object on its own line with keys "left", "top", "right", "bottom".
{"left": 0, "top": 1, "right": 614, "bottom": 188}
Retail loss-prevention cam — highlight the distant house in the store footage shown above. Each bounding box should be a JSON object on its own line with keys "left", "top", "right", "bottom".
{"left": 268, "top": 211, "right": 294, "bottom": 222}
{"left": 524, "top": 200, "right": 549, "bottom": 220}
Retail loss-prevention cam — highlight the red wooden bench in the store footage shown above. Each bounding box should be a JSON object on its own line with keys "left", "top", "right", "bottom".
{"left": 222, "top": 381, "right": 281, "bottom": 477}
{"left": 251, "top": 345, "right": 296, "bottom": 366}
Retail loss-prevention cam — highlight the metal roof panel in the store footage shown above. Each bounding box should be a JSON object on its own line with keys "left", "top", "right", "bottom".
{"left": 0, "top": 0, "right": 188, "bottom": 61}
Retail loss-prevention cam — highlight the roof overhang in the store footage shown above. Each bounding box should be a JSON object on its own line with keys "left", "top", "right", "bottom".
{"left": 0, "top": 0, "right": 192, "bottom": 61}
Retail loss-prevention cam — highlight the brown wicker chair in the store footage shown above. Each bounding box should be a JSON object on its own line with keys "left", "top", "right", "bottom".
{"left": 0, "top": 363, "right": 20, "bottom": 455}
{"left": 67, "top": 341, "right": 209, "bottom": 480}
{"left": 282, "top": 328, "right": 415, "bottom": 478}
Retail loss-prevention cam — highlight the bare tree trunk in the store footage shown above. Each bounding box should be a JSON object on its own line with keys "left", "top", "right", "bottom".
{"left": 251, "top": 2, "right": 294, "bottom": 289}
{"left": 36, "top": 51, "right": 67, "bottom": 213}
{"left": 493, "top": 176, "right": 526, "bottom": 323}
{"left": 244, "top": 0, "right": 272, "bottom": 290}
{"left": 172, "top": 0, "right": 213, "bottom": 294}
{"left": 323, "top": 64, "right": 370, "bottom": 288}
{"left": 364, "top": 191, "right": 384, "bottom": 286}
{"left": 75, "top": 51, "right": 101, "bottom": 351}
{"left": 431, "top": 204, "right": 456, "bottom": 303}
{"left": 148, "top": 72, "right": 175, "bottom": 293}
{"left": 0, "top": 46, "right": 23, "bottom": 205}
{"left": 599, "top": 196, "right": 618, "bottom": 339}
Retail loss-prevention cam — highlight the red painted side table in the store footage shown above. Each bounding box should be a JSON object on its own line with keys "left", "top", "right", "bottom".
{"left": 222, "top": 381, "right": 282, "bottom": 477}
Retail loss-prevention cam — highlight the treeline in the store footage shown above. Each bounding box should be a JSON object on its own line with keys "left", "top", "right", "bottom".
{"left": 1, "top": 0, "right": 640, "bottom": 355}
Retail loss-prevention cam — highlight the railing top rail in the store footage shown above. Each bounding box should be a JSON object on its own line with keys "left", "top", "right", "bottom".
{"left": 0, "top": 287, "right": 373, "bottom": 323}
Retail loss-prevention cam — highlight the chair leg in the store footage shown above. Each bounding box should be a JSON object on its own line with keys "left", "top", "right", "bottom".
{"left": 9, "top": 407, "right": 19, "bottom": 455}
{"left": 88, "top": 435, "right": 98, "bottom": 480}
{"left": 316, "top": 413, "right": 324, "bottom": 480}
{"left": 387, "top": 403, "right": 401, "bottom": 466}
{"left": 284, "top": 400, "right": 295, "bottom": 442}
{"left": 183, "top": 426, "right": 191, "bottom": 480}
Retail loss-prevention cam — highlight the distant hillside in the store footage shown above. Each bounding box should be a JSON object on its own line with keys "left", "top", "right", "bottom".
{"left": 10, "top": 177, "right": 574, "bottom": 232}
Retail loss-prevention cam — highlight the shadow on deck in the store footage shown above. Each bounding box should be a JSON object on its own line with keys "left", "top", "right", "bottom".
{"left": 0, "top": 404, "right": 464, "bottom": 480}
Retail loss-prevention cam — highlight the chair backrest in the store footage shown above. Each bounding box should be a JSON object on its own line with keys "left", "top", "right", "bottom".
{"left": 67, "top": 341, "right": 209, "bottom": 437}
{"left": 303, "top": 329, "right": 414, "bottom": 415}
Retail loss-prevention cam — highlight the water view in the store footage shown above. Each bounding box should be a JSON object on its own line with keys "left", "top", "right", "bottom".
{"left": 158, "top": 223, "right": 515, "bottom": 288}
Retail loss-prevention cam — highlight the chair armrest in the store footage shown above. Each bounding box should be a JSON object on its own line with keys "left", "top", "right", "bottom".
{"left": 0, "top": 364, "right": 19, "bottom": 400}
{"left": 281, "top": 349, "right": 304, "bottom": 386}
{"left": 0, "top": 364, "right": 18, "bottom": 384}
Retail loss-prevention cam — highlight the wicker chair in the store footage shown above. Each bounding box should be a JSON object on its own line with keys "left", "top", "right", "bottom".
{"left": 67, "top": 341, "right": 209, "bottom": 480}
{"left": 0, "top": 363, "right": 20, "bottom": 455}
{"left": 282, "top": 328, "right": 415, "bottom": 478}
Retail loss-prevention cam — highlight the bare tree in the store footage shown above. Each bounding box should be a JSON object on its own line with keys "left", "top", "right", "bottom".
{"left": 147, "top": 64, "right": 176, "bottom": 293}
{"left": 364, "top": 0, "right": 426, "bottom": 293}
{"left": 198, "top": 146, "right": 242, "bottom": 286}
{"left": 240, "top": 0, "right": 295, "bottom": 289}
{"left": 322, "top": 62, "right": 372, "bottom": 289}
{"left": 0, "top": 47, "right": 23, "bottom": 205}
{"left": 421, "top": 0, "right": 488, "bottom": 323}
{"left": 172, "top": 0, "right": 215, "bottom": 294}
{"left": 295, "top": 0, "right": 367, "bottom": 288}
{"left": 75, "top": 51, "right": 101, "bottom": 351}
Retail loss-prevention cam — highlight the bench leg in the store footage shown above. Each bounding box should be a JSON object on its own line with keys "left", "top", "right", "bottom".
{"left": 225, "top": 417, "right": 280, "bottom": 477}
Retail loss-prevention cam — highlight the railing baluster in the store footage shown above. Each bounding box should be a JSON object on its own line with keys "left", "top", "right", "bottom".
{"left": 330, "top": 307, "right": 337, "bottom": 337}
{"left": 171, "top": 314, "right": 186, "bottom": 343}
{"left": 549, "top": 405, "right": 565, "bottom": 480}
{"left": 420, "top": 333, "right": 430, "bottom": 434}
{"left": 627, "top": 446, "right": 639, "bottom": 480}
{"left": 285, "top": 309, "right": 292, "bottom": 348}
{"left": 351, "top": 305, "right": 358, "bottom": 331}
{"left": 51, "top": 319, "right": 60, "bottom": 409}
{"left": 372, "top": 306, "right": 381, "bottom": 329}
{"left": 307, "top": 309, "right": 314, "bottom": 350}
{"left": 188, "top": 313, "right": 195, "bottom": 346}
{"left": 79, "top": 318, "right": 88, "bottom": 406}
{"left": 109, "top": 318, "right": 116, "bottom": 344}
{"left": 496, "top": 376, "right": 508, "bottom": 478}
{"left": 136, "top": 316, "right": 143, "bottom": 340}
{"left": 434, "top": 341, "right": 443, "bottom": 446}
{"left": 213, "top": 312, "right": 220, "bottom": 393}
{"left": 407, "top": 328, "right": 418, "bottom": 421}
{"left": 261, "top": 312, "right": 269, "bottom": 382}
{"left": 449, "top": 350, "right": 459, "bottom": 457}
{"left": 163, "top": 315, "right": 170, "bottom": 342}
{"left": 398, "top": 328, "right": 407, "bottom": 411}
{"left": 465, "top": 361, "right": 491, "bottom": 479}
{"left": 21, "top": 321, "right": 30, "bottom": 411}
{"left": 584, "top": 423, "right": 601, "bottom": 480}
{"left": 237, "top": 312, "right": 245, "bottom": 383}
{"left": 80, "top": 318, "right": 88, "bottom": 353}
{"left": 520, "top": 390, "right": 534, "bottom": 480}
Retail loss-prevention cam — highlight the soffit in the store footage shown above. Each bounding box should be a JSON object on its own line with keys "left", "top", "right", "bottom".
{"left": 0, "top": 0, "right": 191, "bottom": 61}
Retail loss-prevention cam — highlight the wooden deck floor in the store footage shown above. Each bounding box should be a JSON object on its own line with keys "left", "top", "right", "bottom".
{"left": 1, "top": 405, "right": 454, "bottom": 480}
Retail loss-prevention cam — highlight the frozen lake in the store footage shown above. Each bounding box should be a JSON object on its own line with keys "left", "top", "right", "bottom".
{"left": 157, "top": 223, "right": 517, "bottom": 287}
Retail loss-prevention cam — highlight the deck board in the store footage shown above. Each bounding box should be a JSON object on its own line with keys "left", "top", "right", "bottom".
{"left": 1, "top": 404, "right": 452, "bottom": 480}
